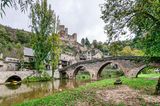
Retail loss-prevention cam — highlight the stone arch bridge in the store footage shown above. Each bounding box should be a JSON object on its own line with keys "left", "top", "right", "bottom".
{"left": 0, "top": 71, "right": 34, "bottom": 84}
{"left": 59, "top": 56, "right": 160, "bottom": 80}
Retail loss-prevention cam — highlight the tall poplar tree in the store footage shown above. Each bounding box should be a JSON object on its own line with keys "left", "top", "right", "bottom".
{"left": 31, "top": 0, "right": 56, "bottom": 72}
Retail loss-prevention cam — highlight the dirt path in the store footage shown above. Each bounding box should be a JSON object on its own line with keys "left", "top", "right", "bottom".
{"left": 96, "top": 85, "right": 160, "bottom": 106}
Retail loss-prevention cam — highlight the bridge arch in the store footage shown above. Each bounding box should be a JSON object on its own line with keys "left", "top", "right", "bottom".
{"left": 97, "top": 61, "right": 124, "bottom": 79}
{"left": 134, "top": 65, "right": 147, "bottom": 77}
{"left": 73, "top": 65, "right": 90, "bottom": 79}
{"left": 5, "top": 75, "right": 22, "bottom": 83}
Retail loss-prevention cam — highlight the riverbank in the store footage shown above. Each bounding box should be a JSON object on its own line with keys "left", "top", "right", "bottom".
{"left": 15, "top": 77, "right": 160, "bottom": 106}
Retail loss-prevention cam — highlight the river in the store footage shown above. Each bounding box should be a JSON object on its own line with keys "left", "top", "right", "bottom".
{"left": 0, "top": 80, "right": 91, "bottom": 106}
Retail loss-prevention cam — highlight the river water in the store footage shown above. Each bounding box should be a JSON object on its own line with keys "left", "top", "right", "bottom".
{"left": 0, "top": 80, "right": 91, "bottom": 106}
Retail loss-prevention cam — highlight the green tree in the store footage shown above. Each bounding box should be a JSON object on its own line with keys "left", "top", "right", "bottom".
{"left": 107, "top": 41, "right": 125, "bottom": 56}
{"left": 48, "top": 33, "right": 61, "bottom": 77}
{"left": 81, "top": 38, "right": 85, "bottom": 46}
{"left": 101, "top": 0, "right": 160, "bottom": 56}
{"left": 120, "top": 46, "right": 144, "bottom": 56}
{"left": 16, "top": 30, "right": 30, "bottom": 45}
{"left": 85, "top": 37, "right": 91, "bottom": 48}
{"left": 31, "top": 0, "right": 56, "bottom": 72}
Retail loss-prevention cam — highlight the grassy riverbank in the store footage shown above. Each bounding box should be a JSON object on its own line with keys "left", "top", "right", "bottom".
{"left": 138, "top": 73, "right": 160, "bottom": 78}
{"left": 15, "top": 77, "right": 158, "bottom": 106}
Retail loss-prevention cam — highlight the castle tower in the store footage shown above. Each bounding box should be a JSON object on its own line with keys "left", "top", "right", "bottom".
{"left": 59, "top": 25, "right": 65, "bottom": 31}
{"left": 65, "top": 28, "right": 68, "bottom": 35}
{"left": 72, "top": 33, "right": 77, "bottom": 42}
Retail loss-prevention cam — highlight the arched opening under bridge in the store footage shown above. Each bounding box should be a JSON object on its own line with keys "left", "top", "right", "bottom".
{"left": 5, "top": 75, "right": 22, "bottom": 83}
{"left": 136, "top": 66, "right": 160, "bottom": 79}
{"left": 73, "top": 65, "right": 91, "bottom": 80}
{"left": 97, "top": 62, "right": 124, "bottom": 79}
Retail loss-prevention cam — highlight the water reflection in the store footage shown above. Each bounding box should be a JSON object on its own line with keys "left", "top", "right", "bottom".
{"left": 5, "top": 83, "right": 21, "bottom": 90}
{"left": 0, "top": 79, "right": 91, "bottom": 106}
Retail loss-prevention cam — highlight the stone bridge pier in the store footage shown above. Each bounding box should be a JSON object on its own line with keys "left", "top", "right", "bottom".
{"left": 60, "top": 57, "right": 149, "bottom": 80}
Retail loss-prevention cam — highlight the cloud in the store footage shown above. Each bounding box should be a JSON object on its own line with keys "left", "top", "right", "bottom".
{"left": 0, "top": 0, "right": 107, "bottom": 43}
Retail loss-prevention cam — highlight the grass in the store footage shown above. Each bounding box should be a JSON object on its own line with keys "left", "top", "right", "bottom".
{"left": 23, "top": 76, "right": 51, "bottom": 83}
{"left": 76, "top": 74, "right": 90, "bottom": 81}
{"left": 15, "top": 77, "right": 158, "bottom": 106}
{"left": 138, "top": 73, "right": 160, "bottom": 78}
{"left": 75, "top": 68, "right": 124, "bottom": 81}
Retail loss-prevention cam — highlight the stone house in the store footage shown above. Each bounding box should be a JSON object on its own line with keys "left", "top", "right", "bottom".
{"left": 23, "top": 47, "right": 52, "bottom": 71}
{"left": 92, "top": 49, "right": 103, "bottom": 59}
{"left": 23, "top": 47, "right": 34, "bottom": 63}
{"left": 80, "top": 49, "right": 103, "bottom": 60}
{"left": 60, "top": 53, "right": 77, "bottom": 67}
{"left": 0, "top": 57, "right": 20, "bottom": 71}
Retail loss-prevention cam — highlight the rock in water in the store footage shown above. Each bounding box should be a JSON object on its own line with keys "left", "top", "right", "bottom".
{"left": 155, "top": 77, "right": 160, "bottom": 95}
{"left": 114, "top": 78, "right": 122, "bottom": 85}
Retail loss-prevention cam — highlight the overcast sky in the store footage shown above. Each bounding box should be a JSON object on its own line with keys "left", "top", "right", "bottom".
{"left": 0, "top": 0, "right": 106, "bottom": 43}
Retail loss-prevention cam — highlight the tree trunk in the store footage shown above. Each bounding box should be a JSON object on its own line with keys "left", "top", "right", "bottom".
{"left": 155, "top": 77, "right": 160, "bottom": 95}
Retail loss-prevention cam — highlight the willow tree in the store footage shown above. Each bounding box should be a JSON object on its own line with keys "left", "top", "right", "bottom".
{"left": 0, "top": 0, "right": 32, "bottom": 17}
{"left": 101, "top": 0, "right": 160, "bottom": 56}
{"left": 31, "top": 0, "right": 56, "bottom": 72}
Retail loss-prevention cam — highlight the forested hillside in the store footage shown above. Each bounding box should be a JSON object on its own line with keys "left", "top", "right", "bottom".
{"left": 0, "top": 24, "right": 31, "bottom": 59}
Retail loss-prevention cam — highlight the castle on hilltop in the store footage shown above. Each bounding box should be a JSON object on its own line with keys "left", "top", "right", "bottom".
{"left": 58, "top": 25, "right": 77, "bottom": 43}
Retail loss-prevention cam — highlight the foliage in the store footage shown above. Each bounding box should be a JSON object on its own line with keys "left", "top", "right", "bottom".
{"left": 92, "top": 40, "right": 109, "bottom": 55}
{"left": 120, "top": 46, "right": 144, "bottom": 56}
{"left": 0, "top": 0, "right": 32, "bottom": 17}
{"left": 16, "top": 30, "right": 31, "bottom": 45}
{"left": 81, "top": 38, "right": 85, "bottom": 46}
{"left": 80, "top": 37, "right": 91, "bottom": 48}
{"left": 16, "top": 77, "right": 158, "bottom": 106}
{"left": 101, "top": 0, "right": 160, "bottom": 56}
{"left": 48, "top": 33, "right": 61, "bottom": 76}
{"left": 101, "top": 0, "right": 160, "bottom": 41}
{"left": 107, "top": 41, "right": 125, "bottom": 56}
{"left": 62, "top": 45, "right": 76, "bottom": 54}
{"left": 23, "top": 75, "right": 51, "bottom": 82}
{"left": 101, "top": 68, "right": 124, "bottom": 79}
{"left": 31, "top": 0, "right": 56, "bottom": 71}
{"left": 76, "top": 71, "right": 91, "bottom": 81}
{"left": 76, "top": 74, "right": 90, "bottom": 81}
{"left": 133, "top": 33, "right": 160, "bottom": 56}
{"left": 0, "top": 25, "right": 31, "bottom": 58}
{"left": 22, "top": 62, "right": 35, "bottom": 70}
{"left": 139, "top": 66, "right": 157, "bottom": 74}
{"left": 85, "top": 38, "right": 91, "bottom": 48}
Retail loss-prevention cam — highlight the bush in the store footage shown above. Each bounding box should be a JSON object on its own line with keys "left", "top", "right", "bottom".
{"left": 141, "top": 66, "right": 156, "bottom": 74}
{"left": 23, "top": 75, "right": 51, "bottom": 83}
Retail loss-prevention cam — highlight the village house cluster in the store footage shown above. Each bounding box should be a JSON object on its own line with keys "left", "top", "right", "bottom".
{"left": 0, "top": 24, "right": 104, "bottom": 72}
